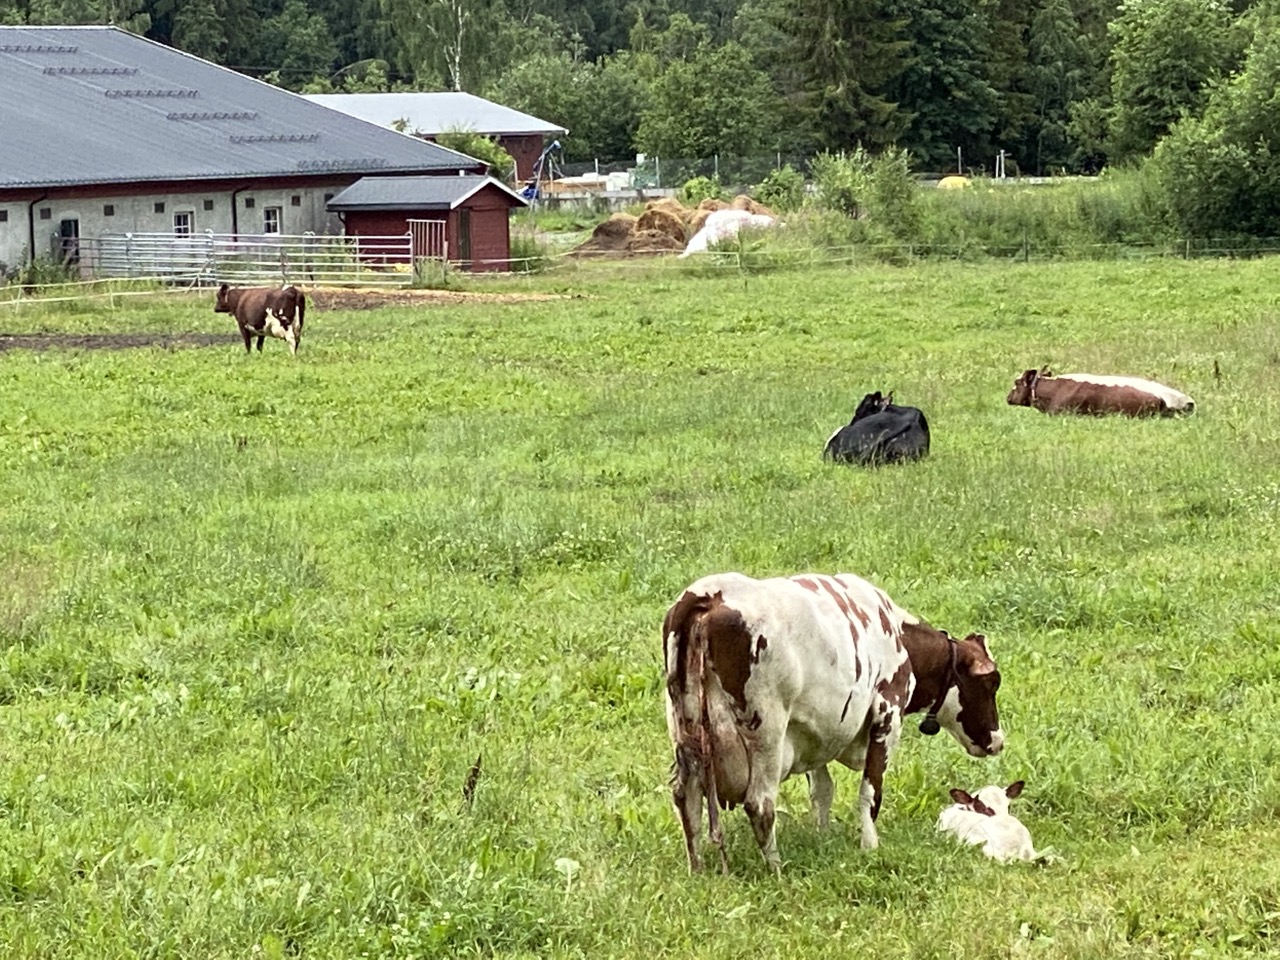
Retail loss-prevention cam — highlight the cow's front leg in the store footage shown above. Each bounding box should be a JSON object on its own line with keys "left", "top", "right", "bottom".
{"left": 239, "top": 325, "right": 252, "bottom": 353}
{"left": 807, "top": 766, "right": 834, "bottom": 829}
{"left": 256, "top": 334, "right": 265, "bottom": 352}
{"left": 859, "top": 710, "right": 902, "bottom": 850}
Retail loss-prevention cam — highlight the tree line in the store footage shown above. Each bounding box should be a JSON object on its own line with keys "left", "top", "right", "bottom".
{"left": 6, "top": 0, "right": 1280, "bottom": 196}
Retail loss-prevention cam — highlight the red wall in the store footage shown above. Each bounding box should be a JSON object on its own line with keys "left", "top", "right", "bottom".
{"left": 342, "top": 184, "right": 516, "bottom": 271}
{"left": 498, "top": 135, "right": 546, "bottom": 182}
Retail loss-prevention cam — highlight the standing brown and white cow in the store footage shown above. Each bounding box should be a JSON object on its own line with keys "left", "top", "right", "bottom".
{"left": 214, "top": 283, "right": 306, "bottom": 355}
{"left": 664, "top": 572, "right": 1004, "bottom": 875}
{"left": 1007, "top": 367, "right": 1194, "bottom": 417}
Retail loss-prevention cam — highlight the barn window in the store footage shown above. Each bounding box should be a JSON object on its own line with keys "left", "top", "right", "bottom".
{"left": 0, "top": 210, "right": 10, "bottom": 223}
{"left": 39, "top": 208, "right": 51, "bottom": 220}
{"left": 290, "top": 195, "right": 301, "bottom": 207}
{"left": 173, "top": 211, "right": 193, "bottom": 236}
{"left": 154, "top": 201, "right": 165, "bottom": 214}
{"left": 103, "top": 204, "right": 115, "bottom": 216}
{"left": 263, "top": 207, "right": 281, "bottom": 235}
{"left": 203, "top": 199, "right": 214, "bottom": 211}
{"left": 244, "top": 197, "right": 256, "bottom": 209}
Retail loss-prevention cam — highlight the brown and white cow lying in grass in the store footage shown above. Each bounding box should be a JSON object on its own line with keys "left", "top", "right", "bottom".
{"left": 214, "top": 283, "right": 306, "bottom": 355}
{"left": 664, "top": 571, "right": 1005, "bottom": 875}
{"left": 1007, "top": 367, "right": 1194, "bottom": 417}
{"left": 936, "top": 780, "right": 1038, "bottom": 862}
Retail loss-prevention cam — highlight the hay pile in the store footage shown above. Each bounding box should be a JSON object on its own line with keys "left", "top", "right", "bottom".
{"left": 572, "top": 194, "right": 775, "bottom": 258}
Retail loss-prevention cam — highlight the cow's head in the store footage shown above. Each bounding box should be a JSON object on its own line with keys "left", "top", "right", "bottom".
{"left": 214, "top": 283, "right": 232, "bottom": 313}
{"left": 853, "top": 391, "right": 890, "bottom": 421}
{"left": 935, "top": 633, "right": 1004, "bottom": 757}
{"left": 1006, "top": 368, "right": 1049, "bottom": 406}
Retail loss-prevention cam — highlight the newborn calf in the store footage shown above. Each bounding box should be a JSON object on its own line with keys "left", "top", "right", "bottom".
{"left": 937, "top": 780, "right": 1036, "bottom": 863}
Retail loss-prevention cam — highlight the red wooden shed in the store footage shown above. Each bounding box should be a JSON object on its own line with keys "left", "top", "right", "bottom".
{"left": 327, "top": 175, "right": 527, "bottom": 272}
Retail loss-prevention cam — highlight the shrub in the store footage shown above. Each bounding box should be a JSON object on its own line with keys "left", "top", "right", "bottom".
{"left": 680, "top": 176, "right": 725, "bottom": 205}
{"left": 754, "top": 165, "right": 805, "bottom": 212}
{"left": 434, "top": 129, "right": 517, "bottom": 182}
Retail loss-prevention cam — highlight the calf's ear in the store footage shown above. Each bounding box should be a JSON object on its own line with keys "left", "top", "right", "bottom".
{"left": 950, "top": 788, "right": 974, "bottom": 804}
{"left": 972, "top": 799, "right": 996, "bottom": 817}
{"left": 1005, "top": 780, "right": 1025, "bottom": 799}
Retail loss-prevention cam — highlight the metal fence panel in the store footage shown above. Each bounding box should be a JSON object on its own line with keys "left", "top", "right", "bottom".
{"left": 79, "top": 230, "right": 422, "bottom": 286}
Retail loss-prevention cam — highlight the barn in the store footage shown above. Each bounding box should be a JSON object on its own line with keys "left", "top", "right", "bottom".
{"left": 0, "top": 25, "right": 509, "bottom": 279}
{"left": 303, "top": 92, "right": 567, "bottom": 184}
{"left": 327, "top": 176, "right": 527, "bottom": 271}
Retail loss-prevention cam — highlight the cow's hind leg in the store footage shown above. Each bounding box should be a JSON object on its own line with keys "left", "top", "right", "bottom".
{"left": 671, "top": 742, "right": 705, "bottom": 873}
{"left": 807, "top": 765, "right": 835, "bottom": 829}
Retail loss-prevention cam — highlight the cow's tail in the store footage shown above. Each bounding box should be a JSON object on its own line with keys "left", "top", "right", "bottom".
{"left": 295, "top": 290, "right": 305, "bottom": 334}
{"left": 665, "top": 594, "right": 729, "bottom": 874}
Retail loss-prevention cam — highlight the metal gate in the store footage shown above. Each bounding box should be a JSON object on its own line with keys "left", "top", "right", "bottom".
{"left": 408, "top": 219, "right": 448, "bottom": 264}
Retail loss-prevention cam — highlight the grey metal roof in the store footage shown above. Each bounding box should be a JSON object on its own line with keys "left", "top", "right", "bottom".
{"left": 327, "top": 175, "right": 527, "bottom": 211}
{"left": 0, "top": 25, "right": 485, "bottom": 189}
{"left": 303, "top": 92, "right": 568, "bottom": 137}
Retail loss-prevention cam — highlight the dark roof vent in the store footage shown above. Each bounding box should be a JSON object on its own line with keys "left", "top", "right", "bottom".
{"left": 230, "top": 133, "right": 321, "bottom": 144}
{"left": 167, "top": 110, "right": 258, "bottom": 121}
{"left": 44, "top": 66, "right": 137, "bottom": 76}
{"left": 298, "top": 158, "right": 388, "bottom": 171}
{"left": 106, "top": 88, "right": 198, "bottom": 99}
{"left": 0, "top": 43, "right": 78, "bottom": 53}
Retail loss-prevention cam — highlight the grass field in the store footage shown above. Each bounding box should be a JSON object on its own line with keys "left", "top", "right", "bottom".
{"left": 2, "top": 258, "right": 1280, "bottom": 958}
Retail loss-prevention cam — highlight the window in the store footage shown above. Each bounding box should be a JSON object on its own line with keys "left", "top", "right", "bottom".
{"left": 103, "top": 204, "right": 115, "bottom": 217}
{"left": 323, "top": 193, "right": 333, "bottom": 202}
{"left": 263, "top": 207, "right": 281, "bottom": 234}
{"left": 244, "top": 197, "right": 256, "bottom": 209}
{"left": 290, "top": 195, "right": 302, "bottom": 207}
{"left": 0, "top": 210, "right": 8, "bottom": 223}
{"left": 39, "top": 208, "right": 51, "bottom": 220}
{"left": 203, "top": 199, "right": 214, "bottom": 211}
{"left": 154, "top": 201, "right": 165, "bottom": 214}
{"left": 173, "top": 211, "right": 193, "bottom": 236}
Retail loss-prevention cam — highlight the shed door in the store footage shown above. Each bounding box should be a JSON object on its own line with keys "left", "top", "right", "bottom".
{"left": 458, "top": 208, "right": 472, "bottom": 262}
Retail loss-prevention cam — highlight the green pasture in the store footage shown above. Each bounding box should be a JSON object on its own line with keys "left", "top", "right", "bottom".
{"left": 2, "top": 258, "right": 1279, "bottom": 958}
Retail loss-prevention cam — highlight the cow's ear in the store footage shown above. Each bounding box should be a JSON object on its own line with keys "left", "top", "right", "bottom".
{"left": 885, "top": 391, "right": 895, "bottom": 405}
{"left": 950, "top": 788, "right": 974, "bottom": 805}
{"left": 219, "top": 283, "right": 229, "bottom": 294}
{"left": 973, "top": 799, "right": 996, "bottom": 817}
{"left": 1005, "top": 780, "right": 1025, "bottom": 799}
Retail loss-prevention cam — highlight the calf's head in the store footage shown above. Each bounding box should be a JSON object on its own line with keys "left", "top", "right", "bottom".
{"left": 935, "top": 633, "right": 1004, "bottom": 757}
{"left": 950, "top": 780, "right": 1024, "bottom": 817}
{"left": 214, "top": 283, "right": 232, "bottom": 314}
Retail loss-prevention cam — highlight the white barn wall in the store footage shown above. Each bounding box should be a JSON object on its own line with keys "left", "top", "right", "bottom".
{"left": 0, "top": 184, "right": 348, "bottom": 276}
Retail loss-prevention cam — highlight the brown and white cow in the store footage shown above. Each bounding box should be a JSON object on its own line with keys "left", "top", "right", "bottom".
{"left": 1007, "top": 367, "right": 1194, "bottom": 417}
{"left": 214, "top": 284, "right": 306, "bottom": 355}
{"left": 664, "top": 572, "right": 1004, "bottom": 875}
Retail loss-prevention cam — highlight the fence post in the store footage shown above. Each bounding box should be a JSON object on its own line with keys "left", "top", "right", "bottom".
{"left": 1022, "top": 227, "right": 1029, "bottom": 264}
{"left": 656, "top": 156, "right": 661, "bottom": 189}
{"left": 204, "top": 229, "right": 216, "bottom": 285}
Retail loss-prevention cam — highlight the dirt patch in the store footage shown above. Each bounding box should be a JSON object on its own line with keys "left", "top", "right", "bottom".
{"left": 0, "top": 332, "right": 233, "bottom": 353}
{"left": 307, "top": 287, "right": 572, "bottom": 312}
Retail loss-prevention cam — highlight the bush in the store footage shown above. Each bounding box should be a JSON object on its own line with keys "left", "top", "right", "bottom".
{"left": 754, "top": 165, "right": 805, "bottom": 212}
{"left": 434, "top": 129, "right": 517, "bottom": 182}
{"left": 808, "top": 150, "right": 869, "bottom": 218}
{"left": 680, "top": 176, "right": 725, "bottom": 205}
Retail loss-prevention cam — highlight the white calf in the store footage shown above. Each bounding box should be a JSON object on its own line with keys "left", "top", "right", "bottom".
{"left": 937, "top": 780, "right": 1037, "bottom": 863}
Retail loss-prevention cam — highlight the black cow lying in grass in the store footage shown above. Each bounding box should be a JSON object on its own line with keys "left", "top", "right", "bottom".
{"left": 824, "top": 391, "right": 931, "bottom": 466}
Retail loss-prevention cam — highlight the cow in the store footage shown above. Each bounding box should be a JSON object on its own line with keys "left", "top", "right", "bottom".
{"left": 824, "top": 391, "right": 931, "bottom": 465}
{"left": 936, "top": 780, "right": 1038, "bottom": 863}
{"left": 664, "top": 571, "right": 1004, "bottom": 875}
{"left": 1006, "top": 367, "right": 1194, "bottom": 417}
{"left": 214, "top": 284, "right": 306, "bottom": 355}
